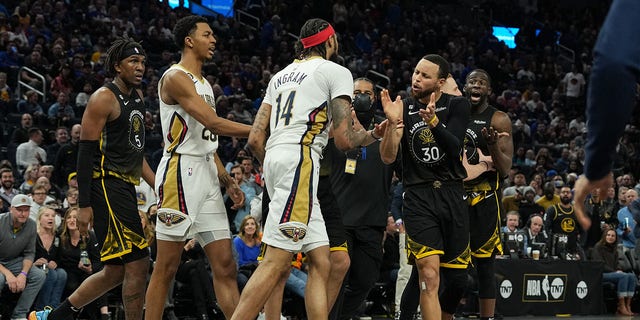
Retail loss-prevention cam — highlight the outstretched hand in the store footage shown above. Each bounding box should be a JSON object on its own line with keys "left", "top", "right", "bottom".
{"left": 481, "top": 126, "right": 510, "bottom": 146}
{"left": 380, "top": 89, "right": 403, "bottom": 123}
{"left": 573, "top": 173, "right": 613, "bottom": 231}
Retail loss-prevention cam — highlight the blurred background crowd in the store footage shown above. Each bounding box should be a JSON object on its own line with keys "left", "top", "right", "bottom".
{"left": 1, "top": 0, "right": 639, "bottom": 318}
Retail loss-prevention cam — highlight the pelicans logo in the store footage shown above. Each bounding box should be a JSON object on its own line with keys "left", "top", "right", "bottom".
{"left": 279, "top": 225, "right": 308, "bottom": 242}
{"left": 157, "top": 211, "right": 186, "bottom": 227}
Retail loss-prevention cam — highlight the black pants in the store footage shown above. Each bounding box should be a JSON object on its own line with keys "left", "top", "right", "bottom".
{"left": 333, "top": 226, "right": 384, "bottom": 320}
{"left": 175, "top": 259, "right": 215, "bottom": 316}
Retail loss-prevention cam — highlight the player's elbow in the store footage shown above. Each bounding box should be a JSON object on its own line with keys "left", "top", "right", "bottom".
{"left": 247, "top": 134, "right": 262, "bottom": 155}
{"left": 381, "top": 153, "right": 395, "bottom": 165}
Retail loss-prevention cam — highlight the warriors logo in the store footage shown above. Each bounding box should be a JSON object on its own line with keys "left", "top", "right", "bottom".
{"left": 129, "top": 109, "right": 145, "bottom": 150}
{"left": 410, "top": 126, "right": 444, "bottom": 166}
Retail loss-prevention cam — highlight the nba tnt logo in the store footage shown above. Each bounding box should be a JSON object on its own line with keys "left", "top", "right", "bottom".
{"left": 499, "top": 280, "right": 513, "bottom": 299}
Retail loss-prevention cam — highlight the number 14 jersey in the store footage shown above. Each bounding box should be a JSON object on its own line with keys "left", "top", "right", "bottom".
{"left": 264, "top": 57, "right": 353, "bottom": 156}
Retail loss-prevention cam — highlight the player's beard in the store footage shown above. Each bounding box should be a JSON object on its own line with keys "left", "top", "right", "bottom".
{"left": 411, "top": 86, "right": 432, "bottom": 101}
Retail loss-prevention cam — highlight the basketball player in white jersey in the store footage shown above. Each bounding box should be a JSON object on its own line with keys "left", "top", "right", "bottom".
{"left": 232, "top": 18, "right": 378, "bottom": 320}
{"left": 145, "top": 15, "right": 251, "bottom": 320}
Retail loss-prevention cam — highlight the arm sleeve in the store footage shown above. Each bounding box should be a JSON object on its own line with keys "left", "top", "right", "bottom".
{"left": 77, "top": 140, "right": 98, "bottom": 207}
{"left": 430, "top": 97, "right": 470, "bottom": 164}
{"left": 584, "top": 0, "right": 640, "bottom": 180}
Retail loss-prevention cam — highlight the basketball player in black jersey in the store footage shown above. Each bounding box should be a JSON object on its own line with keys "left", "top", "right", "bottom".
{"left": 462, "top": 69, "right": 513, "bottom": 320}
{"left": 30, "top": 38, "right": 155, "bottom": 320}
{"left": 380, "top": 54, "right": 471, "bottom": 320}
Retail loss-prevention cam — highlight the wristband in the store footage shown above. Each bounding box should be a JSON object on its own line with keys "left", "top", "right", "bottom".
{"left": 370, "top": 130, "right": 382, "bottom": 141}
{"left": 20, "top": 271, "right": 28, "bottom": 277}
{"left": 428, "top": 116, "right": 439, "bottom": 128}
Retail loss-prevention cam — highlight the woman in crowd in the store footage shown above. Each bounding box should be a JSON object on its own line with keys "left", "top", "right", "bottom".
{"left": 233, "top": 215, "right": 261, "bottom": 291}
{"left": 20, "top": 163, "right": 39, "bottom": 194}
{"left": 33, "top": 206, "right": 67, "bottom": 309}
{"left": 591, "top": 228, "right": 637, "bottom": 316}
{"left": 58, "top": 207, "right": 109, "bottom": 320}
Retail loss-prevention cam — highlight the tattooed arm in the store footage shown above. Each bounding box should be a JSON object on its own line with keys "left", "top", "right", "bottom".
{"left": 331, "top": 96, "right": 369, "bottom": 151}
{"left": 248, "top": 102, "right": 272, "bottom": 165}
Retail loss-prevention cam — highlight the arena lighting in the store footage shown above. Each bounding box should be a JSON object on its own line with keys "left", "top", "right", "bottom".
{"left": 492, "top": 26, "right": 519, "bottom": 49}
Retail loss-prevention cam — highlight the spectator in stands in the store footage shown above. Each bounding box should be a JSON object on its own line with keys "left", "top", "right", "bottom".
{"left": 230, "top": 164, "right": 256, "bottom": 231}
{"left": 19, "top": 163, "right": 40, "bottom": 194}
{"left": 74, "top": 81, "right": 93, "bottom": 111}
{"left": 536, "top": 181, "right": 560, "bottom": 210}
{"left": 46, "top": 127, "right": 69, "bottom": 165}
{"left": 29, "top": 183, "right": 54, "bottom": 220}
{"left": 233, "top": 216, "right": 261, "bottom": 291}
{"left": 560, "top": 63, "right": 585, "bottom": 112}
{"left": 16, "top": 90, "right": 46, "bottom": 124}
{"left": 616, "top": 189, "right": 638, "bottom": 252}
{"left": 47, "top": 92, "right": 75, "bottom": 127}
{"left": 229, "top": 99, "right": 253, "bottom": 125}
{"left": 0, "top": 194, "right": 46, "bottom": 318}
{"left": 33, "top": 205, "right": 67, "bottom": 309}
{"left": 53, "top": 123, "right": 80, "bottom": 188}
{"left": 583, "top": 188, "right": 618, "bottom": 250}
{"left": 240, "top": 156, "right": 261, "bottom": 194}
{"left": 0, "top": 71, "right": 12, "bottom": 113}
{"left": 20, "top": 49, "right": 51, "bottom": 89}
{"left": 518, "top": 186, "right": 545, "bottom": 227}
{"left": 34, "top": 175, "right": 61, "bottom": 203}
{"left": 0, "top": 167, "right": 19, "bottom": 204}
{"left": 15, "top": 127, "right": 46, "bottom": 172}
{"left": 56, "top": 207, "right": 110, "bottom": 320}
{"left": 9, "top": 113, "right": 33, "bottom": 148}
{"left": 503, "top": 171, "right": 527, "bottom": 197}
{"left": 175, "top": 239, "right": 218, "bottom": 320}
{"left": 591, "top": 228, "right": 636, "bottom": 316}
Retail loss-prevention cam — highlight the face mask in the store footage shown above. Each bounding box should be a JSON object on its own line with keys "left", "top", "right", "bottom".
{"left": 352, "top": 93, "right": 374, "bottom": 128}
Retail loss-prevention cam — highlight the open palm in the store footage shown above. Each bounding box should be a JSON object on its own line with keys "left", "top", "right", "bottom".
{"left": 381, "top": 89, "right": 403, "bottom": 123}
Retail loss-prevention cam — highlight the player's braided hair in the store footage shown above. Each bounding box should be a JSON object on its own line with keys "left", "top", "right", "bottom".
{"left": 104, "top": 37, "right": 144, "bottom": 77}
{"left": 294, "top": 18, "right": 331, "bottom": 60}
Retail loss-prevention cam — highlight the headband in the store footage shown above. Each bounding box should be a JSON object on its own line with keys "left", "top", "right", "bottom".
{"left": 119, "top": 44, "right": 146, "bottom": 61}
{"left": 300, "top": 25, "right": 335, "bottom": 49}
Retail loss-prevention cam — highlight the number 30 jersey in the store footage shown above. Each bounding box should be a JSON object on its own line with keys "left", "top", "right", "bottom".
{"left": 401, "top": 94, "right": 469, "bottom": 187}
{"left": 158, "top": 64, "right": 218, "bottom": 156}
{"left": 264, "top": 57, "right": 353, "bottom": 156}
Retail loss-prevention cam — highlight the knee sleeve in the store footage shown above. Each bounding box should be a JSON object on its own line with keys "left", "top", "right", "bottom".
{"left": 476, "top": 257, "right": 496, "bottom": 299}
{"left": 440, "top": 268, "right": 470, "bottom": 314}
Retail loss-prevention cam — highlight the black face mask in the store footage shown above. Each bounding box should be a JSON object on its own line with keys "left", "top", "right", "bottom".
{"left": 352, "top": 93, "right": 374, "bottom": 128}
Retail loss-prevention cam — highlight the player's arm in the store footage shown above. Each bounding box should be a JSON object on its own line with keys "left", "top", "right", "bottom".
{"left": 247, "top": 102, "right": 272, "bottom": 165}
{"left": 76, "top": 88, "right": 115, "bottom": 236}
{"left": 161, "top": 70, "right": 251, "bottom": 138}
{"left": 463, "top": 148, "right": 494, "bottom": 181}
{"left": 379, "top": 90, "right": 404, "bottom": 164}
{"left": 331, "top": 96, "right": 369, "bottom": 151}
{"left": 214, "top": 152, "right": 244, "bottom": 207}
{"left": 429, "top": 97, "right": 469, "bottom": 163}
{"left": 141, "top": 157, "right": 155, "bottom": 190}
{"left": 485, "top": 110, "right": 513, "bottom": 177}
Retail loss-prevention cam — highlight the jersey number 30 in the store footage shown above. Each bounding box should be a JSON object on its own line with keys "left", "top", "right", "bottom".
{"left": 275, "top": 91, "right": 296, "bottom": 126}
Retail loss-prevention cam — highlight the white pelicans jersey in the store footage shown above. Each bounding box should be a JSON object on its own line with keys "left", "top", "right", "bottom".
{"left": 264, "top": 57, "right": 353, "bottom": 156}
{"left": 158, "top": 64, "right": 218, "bottom": 156}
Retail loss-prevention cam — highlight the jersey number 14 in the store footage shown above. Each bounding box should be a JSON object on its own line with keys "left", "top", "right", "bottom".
{"left": 275, "top": 91, "right": 296, "bottom": 127}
